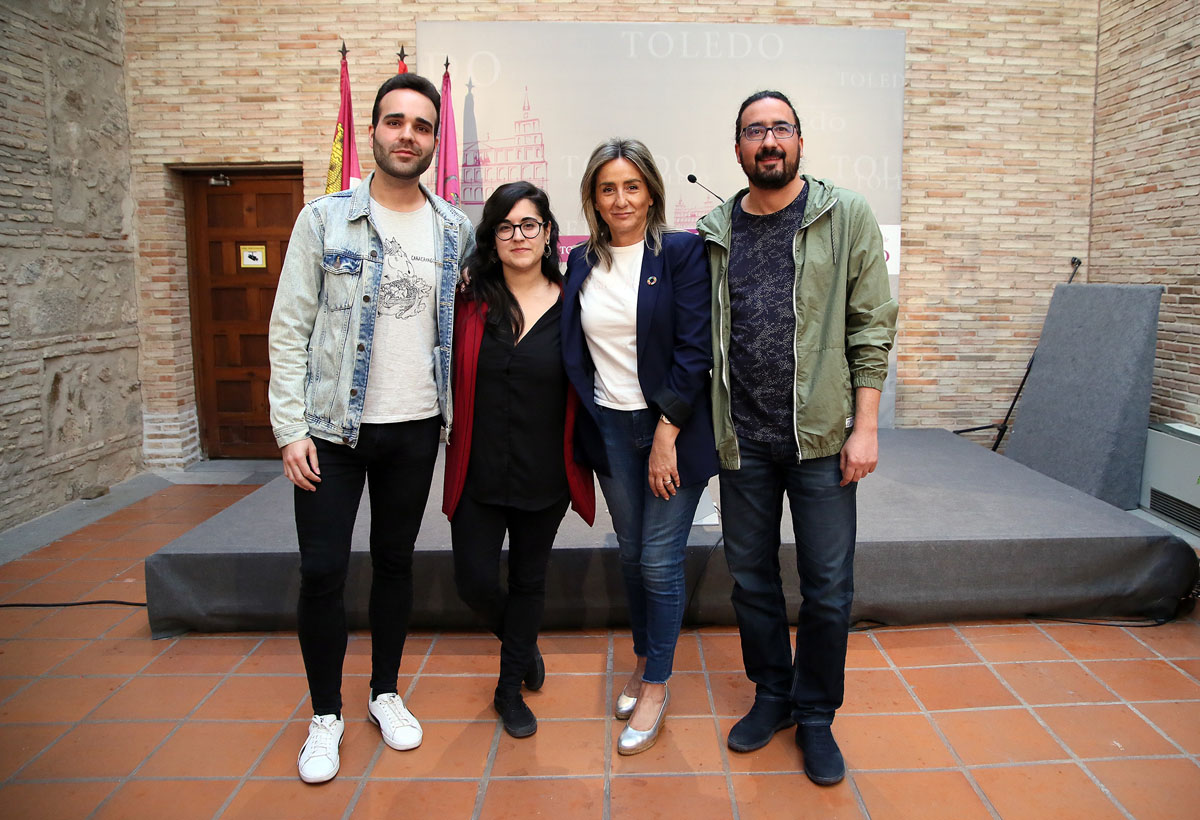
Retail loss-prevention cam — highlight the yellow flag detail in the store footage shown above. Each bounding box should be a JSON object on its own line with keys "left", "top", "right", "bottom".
{"left": 325, "top": 122, "right": 344, "bottom": 194}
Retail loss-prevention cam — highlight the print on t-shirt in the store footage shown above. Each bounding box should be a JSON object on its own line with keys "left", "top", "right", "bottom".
{"left": 377, "top": 237, "right": 432, "bottom": 320}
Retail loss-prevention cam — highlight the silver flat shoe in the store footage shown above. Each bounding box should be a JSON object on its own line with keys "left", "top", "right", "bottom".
{"left": 614, "top": 690, "right": 637, "bottom": 720}
{"left": 617, "top": 687, "right": 669, "bottom": 755}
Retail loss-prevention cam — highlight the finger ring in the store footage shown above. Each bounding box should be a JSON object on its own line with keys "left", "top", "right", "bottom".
{"left": 664, "top": 478, "right": 673, "bottom": 485}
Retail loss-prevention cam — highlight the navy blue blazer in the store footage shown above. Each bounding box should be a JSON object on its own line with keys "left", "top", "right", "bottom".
{"left": 562, "top": 230, "right": 719, "bottom": 487}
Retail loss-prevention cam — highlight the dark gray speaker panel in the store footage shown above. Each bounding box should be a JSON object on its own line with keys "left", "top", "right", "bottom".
{"left": 1006, "top": 284, "right": 1162, "bottom": 509}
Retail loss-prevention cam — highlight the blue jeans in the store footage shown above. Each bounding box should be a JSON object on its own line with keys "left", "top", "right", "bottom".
{"left": 719, "top": 437, "right": 856, "bottom": 725}
{"left": 595, "top": 406, "right": 705, "bottom": 684}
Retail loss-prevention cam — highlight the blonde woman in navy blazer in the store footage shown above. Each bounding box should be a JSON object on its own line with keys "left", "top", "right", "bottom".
{"left": 562, "top": 138, "right": 718, "bottom": 755}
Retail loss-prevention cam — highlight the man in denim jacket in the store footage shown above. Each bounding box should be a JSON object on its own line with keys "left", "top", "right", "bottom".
{"left": 268, "top": 73, "right": 474, "bottom": 784}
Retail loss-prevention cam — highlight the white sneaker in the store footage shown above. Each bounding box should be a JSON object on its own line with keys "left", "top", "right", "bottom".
{"left": 368, "top": 692, "right": 423, "bottom": 750}
{"left": 297, "top": 713, "right": 344, "bottom": 784}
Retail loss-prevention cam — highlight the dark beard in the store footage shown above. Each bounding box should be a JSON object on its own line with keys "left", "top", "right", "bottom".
{"left": 745, "top": 149, "right": 799, "bottom": 190}
{"left": 372, "top": 136, "right": 435, "bottom": 181}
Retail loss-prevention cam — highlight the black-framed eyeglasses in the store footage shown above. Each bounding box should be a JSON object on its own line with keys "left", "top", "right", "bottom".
{"left": 494, "top": 219, "right": 546, "bottom": 240}
{"left": 740, "top": 123, "right": 798, "bottom": 142}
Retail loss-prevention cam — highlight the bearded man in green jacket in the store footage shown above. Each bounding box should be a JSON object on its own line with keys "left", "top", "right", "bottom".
{"left": 697, "top": 90, "right": 898, "bottom": 786}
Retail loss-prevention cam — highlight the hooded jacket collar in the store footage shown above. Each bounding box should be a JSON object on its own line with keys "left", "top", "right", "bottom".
{"left": 696, "top": 175, "right": 838, "bottom": 246}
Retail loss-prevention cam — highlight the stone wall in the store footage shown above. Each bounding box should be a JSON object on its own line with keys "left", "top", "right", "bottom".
{"left": 1090, "top": 0, "right": 1199, "bottom": 426}
{"left": 0, "top": 0, "right": 142, "bottom": 531}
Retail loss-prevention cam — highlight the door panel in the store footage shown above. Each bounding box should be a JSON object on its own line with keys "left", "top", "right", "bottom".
{"left": 185, "top": 172, "right": 304, "bottom": 458}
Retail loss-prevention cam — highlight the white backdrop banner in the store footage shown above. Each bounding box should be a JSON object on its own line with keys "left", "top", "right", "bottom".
{"left": 417, "top": 22, "right": 904, "bottom": 276}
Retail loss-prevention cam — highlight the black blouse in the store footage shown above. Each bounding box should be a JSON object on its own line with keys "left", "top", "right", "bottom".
{"left": 465, "top": 300, "right": 568, "bottom": 510}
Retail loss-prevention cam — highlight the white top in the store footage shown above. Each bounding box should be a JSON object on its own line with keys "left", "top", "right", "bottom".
{"left": 579, "top": 241, "right": 648, "bottom": 410}
{"left": 360, "top": 197, "right": 440, "bottom": 423}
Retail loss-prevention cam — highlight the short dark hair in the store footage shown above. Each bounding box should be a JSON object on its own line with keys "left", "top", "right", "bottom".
{"left": 463, "top": 181, "right": 562, "bottom": 336}
{"left": 372, "top": 73, "right": 441, "bottom": 131}
{"left": 735, "top": 90, "right": 801, "bottom": 142}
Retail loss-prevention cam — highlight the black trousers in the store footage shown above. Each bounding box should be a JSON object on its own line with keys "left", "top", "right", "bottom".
{"left": 295, "top": 417, "right": 440, "bottom": 716}
{"left": 450, "top": 492, "right": 569, "bottom": 696}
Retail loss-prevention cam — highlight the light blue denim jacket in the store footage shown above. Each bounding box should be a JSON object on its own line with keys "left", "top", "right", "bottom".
{"left": 268, "top": 173, "right": 475, "bottom": 449}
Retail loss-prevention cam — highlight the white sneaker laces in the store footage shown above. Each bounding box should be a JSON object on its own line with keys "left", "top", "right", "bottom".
{"left": 373, "top": 693, "right": 416, "bottom": 728}
{"left": 306, "top": 715, "right": 340, "bottom": 754}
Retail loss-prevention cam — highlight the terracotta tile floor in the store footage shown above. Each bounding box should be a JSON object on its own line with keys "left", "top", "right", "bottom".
{"left": 1, "top": 483, "right": 1198, "bottom": 819}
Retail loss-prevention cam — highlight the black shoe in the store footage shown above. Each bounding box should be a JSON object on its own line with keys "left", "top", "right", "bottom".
{"left": 796, "top": 724, "right": 845, "bottom": 785}
{"left": 524, "top": 646, "right": 545, "bottom": 692}
{"left": 727, "top": 699, "right": 796, "bottom": 752}
{"left": 494, "top": 692, "right": 537, "bottom": 738}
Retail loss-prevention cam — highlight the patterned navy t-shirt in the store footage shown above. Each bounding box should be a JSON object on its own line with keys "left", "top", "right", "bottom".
{"left": 727, "top": 184, "right": 808, "bottom": 446}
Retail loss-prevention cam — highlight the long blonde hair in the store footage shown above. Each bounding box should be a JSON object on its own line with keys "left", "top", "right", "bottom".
{"left": 579, "top": 138, "right": 667, "bottom": 269}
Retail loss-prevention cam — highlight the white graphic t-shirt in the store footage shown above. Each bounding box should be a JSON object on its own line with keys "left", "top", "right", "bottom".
{"left": 360, "top": 197, "right": 439, "bottom": 423}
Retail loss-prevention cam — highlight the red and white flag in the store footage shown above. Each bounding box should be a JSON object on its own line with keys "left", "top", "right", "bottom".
{"left": 325, "top": 43, "right": 361, "bottom": 194}
{"left": 435, "top": 61, "right": 460, "bottom": 206}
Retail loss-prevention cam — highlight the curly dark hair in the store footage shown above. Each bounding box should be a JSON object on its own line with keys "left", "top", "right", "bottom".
{"left": 462, "top": 181, "right": 562, "bottom": 336}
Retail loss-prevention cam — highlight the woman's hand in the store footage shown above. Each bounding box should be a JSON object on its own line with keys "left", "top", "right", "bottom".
{"left": 648, "top": 419, "right": 681, "bottom": 499}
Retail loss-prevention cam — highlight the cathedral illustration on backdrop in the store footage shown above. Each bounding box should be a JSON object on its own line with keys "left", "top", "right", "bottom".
{"left": 459, "top": 81, "right": 715, "bottom": 233}
{"left": 673, "top": 194, "right": 718, "bottom": 231}
{"left": 460, "top": 82, "right": 548, "bottom": 223}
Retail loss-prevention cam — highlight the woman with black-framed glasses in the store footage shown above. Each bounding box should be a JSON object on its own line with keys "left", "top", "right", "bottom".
{"left": 442, "top": 181, "right": 595, "bottom": 739}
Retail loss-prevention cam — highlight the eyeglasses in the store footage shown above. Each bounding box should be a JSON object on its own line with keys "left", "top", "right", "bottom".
{"left": 494, "top": 219, "right": 546, "bottom": 240}
{"left": 739, "top": 123, "right": 798, "bottom": 142}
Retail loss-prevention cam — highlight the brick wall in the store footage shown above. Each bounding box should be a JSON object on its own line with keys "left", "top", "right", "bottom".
{"left": 0, "top": 0, "right": 142, "bottom": 531}
{"left": 131, "top": 164, "right": 200, "bottom": 467}
{"left": 0, "top": 1, "right": 1186, "bottom": 529}
{"left": 122, "top": 0, "right": 1111, "bottom": 456}
{"left": 1089, "top": 0, "right": 1199, "bottom": 426}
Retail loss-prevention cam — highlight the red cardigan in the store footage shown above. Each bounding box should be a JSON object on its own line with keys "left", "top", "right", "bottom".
{"left": 442, "top": 294, "right": 596, "bottom": 525}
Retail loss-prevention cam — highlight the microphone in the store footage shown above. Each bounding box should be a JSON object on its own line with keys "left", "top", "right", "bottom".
{"left": 686, "top": 174, "right": 725, "bottom": 203}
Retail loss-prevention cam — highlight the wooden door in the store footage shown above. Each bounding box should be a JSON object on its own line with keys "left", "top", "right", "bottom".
{"left": 185, "top": 171, "right": 304, "bottom": 458}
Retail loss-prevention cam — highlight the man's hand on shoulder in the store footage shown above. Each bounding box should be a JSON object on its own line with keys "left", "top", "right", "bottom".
{"left": 282, "top": 438, "right": 321, "bottom": 491}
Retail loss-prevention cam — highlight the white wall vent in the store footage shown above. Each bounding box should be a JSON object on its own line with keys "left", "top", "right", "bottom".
{"left": 1141, "top": 423, "right": 1200, "bottom": 532}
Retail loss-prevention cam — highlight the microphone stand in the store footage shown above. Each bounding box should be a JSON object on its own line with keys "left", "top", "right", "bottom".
{"left": 686, "top": 174, "right": 725, "bottom": 203}
{"left": 954, "top": 257, "right": 1083, "bottom": 451}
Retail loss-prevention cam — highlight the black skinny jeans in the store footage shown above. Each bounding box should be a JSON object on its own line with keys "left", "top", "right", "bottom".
{"left": 296, "top": 417, "right": 440, "bottom": 716}
{"left": 450, "top": 492, "right": 569, "bottom": 697}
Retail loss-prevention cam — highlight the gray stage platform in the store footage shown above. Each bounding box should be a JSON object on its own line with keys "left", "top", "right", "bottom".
{"left": 145, "top": 429, "right": 1197, "bottom": 637}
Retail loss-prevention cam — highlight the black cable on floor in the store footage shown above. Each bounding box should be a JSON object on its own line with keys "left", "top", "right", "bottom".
{"left": 849, "top": 615, "right": 1174, "bottom": 632}
{"left": 0, "top": 600, "right": 147, "bottom": 608}
{"left": 1028, "top": 615, "right": 1171, "bottom": 628}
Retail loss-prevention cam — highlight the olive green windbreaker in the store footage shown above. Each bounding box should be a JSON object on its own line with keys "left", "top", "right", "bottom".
{"left": 697, "top": 176, "right": 899, "bottom": 469}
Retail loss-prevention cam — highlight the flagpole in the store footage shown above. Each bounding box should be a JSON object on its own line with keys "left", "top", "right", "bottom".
{"left": 325, "top": 41, "right": 362, "bottom": 194}
{"left": 435, "top": 56, "right": 460, "bottom": 206}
